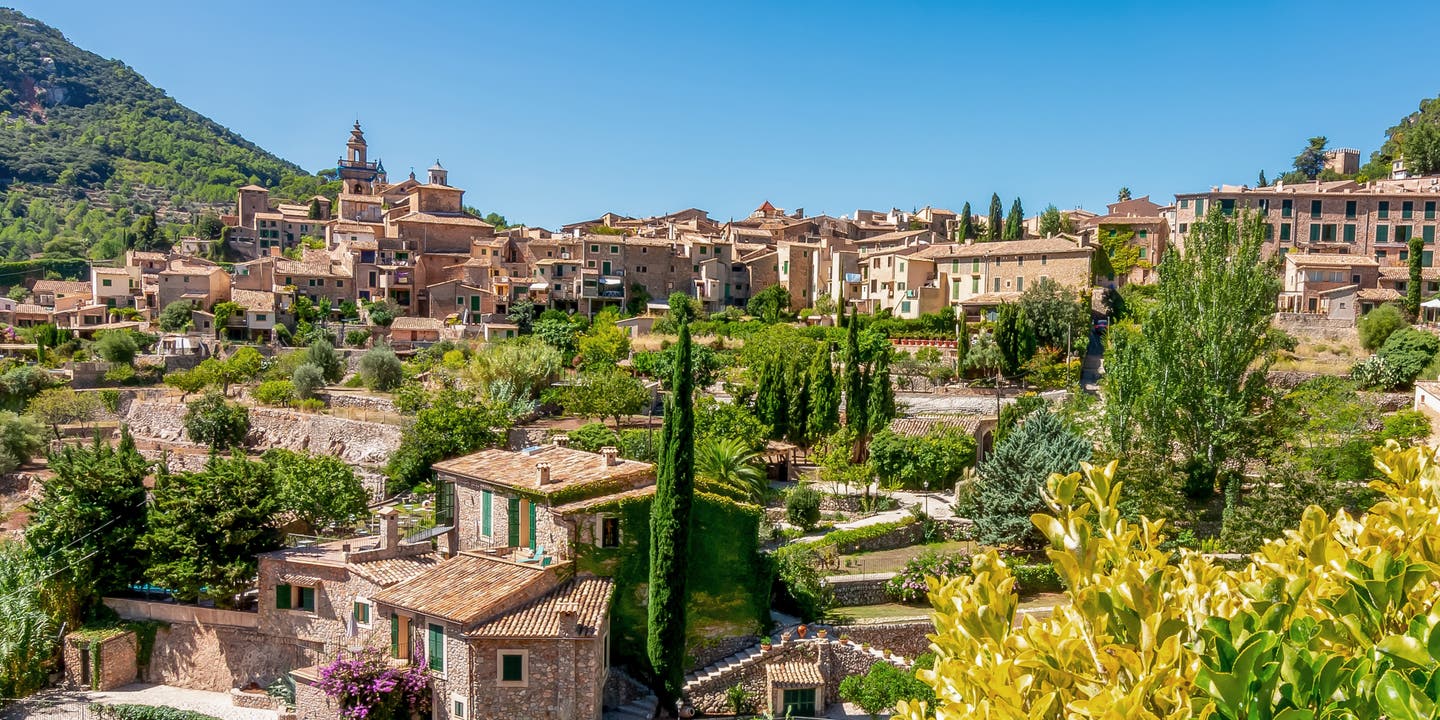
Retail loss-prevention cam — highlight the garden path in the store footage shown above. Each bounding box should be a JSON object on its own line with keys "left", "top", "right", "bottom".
{"left": 2, "top": 684, "right": 276, "bottom": 720}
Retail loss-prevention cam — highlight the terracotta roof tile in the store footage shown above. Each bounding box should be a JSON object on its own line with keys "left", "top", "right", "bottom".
{"left": 887, "top": 416, "right": 990, "bottom": 437}
{"left": 389, "top": 316, "right": 444, "bottom": 331}
{"left": 466, "top": 576, "right": 613, "bottom": 639}
{"left": 230, "top": 289, "right": 276, "bottom": 313}
{"left": 1285, "top": 253, "right": 1379, "bottom": 267}
{"left": 371, "top": 553, "right": 549, "bottom": 625}
{"left": 32, "top": 280, "right": 90, "bottom": 295}
{"left": 433, "top": 444, "right": 653, "bottom": 496}
{"left": 767, "top": 662, "right": 824, "bottom": 687}
{"left": 349, "top": 553, "right": 444, "bottom": 587}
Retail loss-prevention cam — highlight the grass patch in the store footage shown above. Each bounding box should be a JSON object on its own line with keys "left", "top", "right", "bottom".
{"left": 829, "top": 540, "right": 977, "bottom": 576}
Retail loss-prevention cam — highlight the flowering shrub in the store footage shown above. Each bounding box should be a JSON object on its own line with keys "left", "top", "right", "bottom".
{"left": 886, "top": 550, "right": 971, "bottom": 602}
{"left": 317, "top": 646, "right": 430, "bottom": 720}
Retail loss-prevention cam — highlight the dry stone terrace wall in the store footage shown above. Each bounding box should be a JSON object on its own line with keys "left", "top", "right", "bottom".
{"left": 123, "top": 399, "right": 401, "bottom": 466}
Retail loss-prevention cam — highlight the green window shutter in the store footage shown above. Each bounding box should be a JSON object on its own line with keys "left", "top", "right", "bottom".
{"left": 428, "top": 624, "right": 444, "bottom": 671}
{"left": 528, "top": 503, "right": 538, "bottom": 551}
{"left": 501, "top": 654, "right": 524, "bottom": 682}
{"left": 1380, "top": 201, "right": 1389, "bottom": 219}
{"left": 1344, "top": 224, "right": 1356, "bottom": 243}
{"left": 298, "top": 586, "right": 315, "bottom": 611}
{"left": 508, "top": 498, "right": 521, "bottom": 547}
{"left": 1377, "top": 225, "right": 1389, "bottom": 243}
{"left": 1426, "top": 251, "right": 1435, "bottom": 267}
{"left": 1309, "top": 224, "right": 1320, "bottom": 242}
{"left": 1425, "top": 226, "right": 1436, "bottom": 244}
{"left": 275, "top": 584, "right": 291, "bottom": 610}
{"left": 390, "top": 614, "right": 400, "bottom": 657}
{"left": 481, "top": 491, "right": 492, "bottom": 537}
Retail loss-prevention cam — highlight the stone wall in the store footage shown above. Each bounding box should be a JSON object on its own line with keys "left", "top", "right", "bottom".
{"left": 688, "top": 633, "right": 760, "bottom": 673}
{"left": 315, "top": 391, "right": 397, "bottom": 414}
{"left": 63, "top": 631, "right": 138, "bottom": 690}
{"left": 1274, "top": 313, "right": 1359, "bottom": 338}
{"left": 684, "top": 638, "right": 899, "bottom": 715}
{"left": 507, "top": 425, "right": 553, "bottom": 451}
{"left": 828, "top": 620, "right": 934, "bottom": 661}
{"left": 826, "top": 518, "right": 925, "bottom": 554}
{"left": 466, "top": 634, "right": 606, "bottom": 720}
{"left": 824, "top": 573, "right": 895, "bottom": 606}
{"left": 145, "top": 621, "right": 322, "bottom": 692}
{"left": 123, "top": 400, "right": 401, "bottom": 466}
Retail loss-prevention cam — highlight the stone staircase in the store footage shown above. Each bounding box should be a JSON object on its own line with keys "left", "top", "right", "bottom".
{"left": 604, "top": 693, "right": 657, "bottom": 720}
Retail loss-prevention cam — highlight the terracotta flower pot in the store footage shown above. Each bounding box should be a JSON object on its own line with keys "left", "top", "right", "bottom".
{"left": 797, "top": 624, "right": 808, "bottom": 638}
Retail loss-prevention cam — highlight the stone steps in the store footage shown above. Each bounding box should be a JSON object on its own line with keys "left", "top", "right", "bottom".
{"left": 604, "top": 693, "right": 657, "bottom": 720}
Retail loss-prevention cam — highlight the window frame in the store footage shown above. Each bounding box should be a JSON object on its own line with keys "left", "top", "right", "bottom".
{"left": 496, "top": 649, "right": 529, "bottom": 687}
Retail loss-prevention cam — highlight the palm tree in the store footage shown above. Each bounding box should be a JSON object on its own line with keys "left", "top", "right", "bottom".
{"left": 695, "top": 437, "right": 768, "bottom": 503}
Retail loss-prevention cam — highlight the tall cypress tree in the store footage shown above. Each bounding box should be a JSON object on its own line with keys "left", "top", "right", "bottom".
{"left": 986, "top": 194, "right": 1003, "bottom": 242}
{"left": 866, "top": 350, "right": 896, "bottom": 433}
{"left": 647, "top": 318, "right": 695, "bottom": 714}
{"left": 843, "top": 307, "right": 866, "bottom": 435}
{"left": 958, "top": 202, "right": 974, "bottom": 240}
{"left": 786, "top": 359, "right": 810, "bottom": 444}
{"left": 1004, "top": 197, "right": 1024, "bottom": 240}
{"left": 808, "top": 345, "right": 840, "bottom": 440}
{"left": 1408, "top": 234, "right": 1425, "bottom": 320}
{"left": 308, "top": 197, "right": 323, "bottom": 220}
{"left": 956, "top": 313, "right": 970, "bottom": 376}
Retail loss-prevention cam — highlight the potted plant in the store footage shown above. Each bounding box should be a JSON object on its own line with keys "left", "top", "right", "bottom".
{"left": 838, "top": 633, "right": 850, "bottom": 645}
{"left": 883, "top": 648, "right": 892, "bottom": 658}
{"left": 817, "top": 628, "right": 828, "bottom": 640}
{"left": 797, "top": 624, "right": 808, "bottom": 638}
{"left": 780, "top": 631, "right": 792, "bottom": 645}
{"left": 760, "top": 636, "right": 773, "bottom": 651}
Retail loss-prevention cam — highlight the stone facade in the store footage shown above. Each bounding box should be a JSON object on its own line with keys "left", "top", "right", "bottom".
{"left": 824, "top": 573, "right": 896, "bottom": 606}
{"left": 464, "top": 635, "right": 606, "bottom": 720}
{"left": 64, "top": 630, "right": 138, "bottom": 691}
{"left": 684, "top": 637, "right": 904, "bottom": 715}
{"left": 123, "top": 400, "right": 401, "bottom": 466}
{"left": 830, "top": 620, "right": 935, "bottom": 661}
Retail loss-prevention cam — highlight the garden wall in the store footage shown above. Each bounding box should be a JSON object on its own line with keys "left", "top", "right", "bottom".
{"left": 123, "top": 400, "right": 401, "bottom": 466}
{"left": 684, "top": 636, "right": 902, "bottom": 715}
{"left": 824, "top": 572, "right": 895, "bottom": 606}
{"left": 828, "top": 619, "right": 935, "bottom": 661}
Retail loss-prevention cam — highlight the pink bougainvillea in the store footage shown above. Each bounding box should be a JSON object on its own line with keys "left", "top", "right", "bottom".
{"left": 317, "top": 646, "right": 431, "bottom": 720}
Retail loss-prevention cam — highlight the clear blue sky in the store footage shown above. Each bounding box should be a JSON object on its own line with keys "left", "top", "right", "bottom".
{"left": 12, "top": 1, "right": 1440, "bottom": 228}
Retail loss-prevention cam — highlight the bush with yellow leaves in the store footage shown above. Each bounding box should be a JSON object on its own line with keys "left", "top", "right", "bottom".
{"left": 899, "top": 442, "right": 1440, "bottom": 720}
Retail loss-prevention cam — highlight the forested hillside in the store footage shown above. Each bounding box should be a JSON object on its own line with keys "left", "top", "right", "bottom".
{"left": 0, "top": 8, "right": 334, "bottom": 268}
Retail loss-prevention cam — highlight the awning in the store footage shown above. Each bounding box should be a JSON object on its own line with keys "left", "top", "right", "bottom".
{"left": 279, "top": 574, "right": 322, "bottom": 586}
{"left": 528, "top": 282, "right": 549, "bottom": 290}
{"left": 1422, "top": 298, "right": 1440, "bottom": 309}
{"left": 600, "top": 278, "right": 623, "bottom": 285}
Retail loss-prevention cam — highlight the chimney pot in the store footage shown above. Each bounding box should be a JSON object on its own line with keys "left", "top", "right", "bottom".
{"left": 553, "top": 435, "right": 570, "bottom": 448}
{"left": 555, "top": 602, "right": 580, "bottom": 637}
{"left": 537, "top": 462, "right": 553, "bottom": 485}
{"left": 600, "top": 447, "right": 619, "bottom": 467}
{"left": 377, "top": 506, "right": 399, "bottom": 550}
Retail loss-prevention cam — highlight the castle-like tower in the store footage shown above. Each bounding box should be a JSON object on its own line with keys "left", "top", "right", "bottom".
{"left": 337, "top": 122, "right": 380, "bottom": 195}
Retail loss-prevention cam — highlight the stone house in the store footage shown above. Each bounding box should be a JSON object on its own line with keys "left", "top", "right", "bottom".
{"left": 1278, "top": 253, "right": 1380, "bottom": 317}
{"left": 887, "top": 415, "right": 999, "bottom": 463}
{"left": 1091, "top": 215, "right": 1169, "bottom": 286}
{"left": 32, "top": 279, "right": 92, "bottom": 312}
{"left": 91, "top": 266, "right": 141, "bottom": 310}
{"left": 157, "top": 260, "right": 231, "bottom": 313}
{"left": 859, "top": 246, "right": 942, "bottom": 318}
{"left": 928, "top": 236, "right": 1094, "bottom": 321}
{"left": 228, "top": 289, "right": 279, "bottom": 340}
{"left": 388, "top": 316, "right": 444, "bottom": 349}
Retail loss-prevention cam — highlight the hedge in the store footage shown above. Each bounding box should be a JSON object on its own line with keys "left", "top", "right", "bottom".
{"left": 89, "top": 705, "right": 223, "bottom": 720}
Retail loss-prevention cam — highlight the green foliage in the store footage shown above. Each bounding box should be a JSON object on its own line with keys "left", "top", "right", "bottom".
{"left": 957, "top": 202, "right": 974, "bottom": 240}
{"left": 993, "top": 303, "right": 1036, "bottom": 376}
{"left": 558, "top": 367, "right": 648, "bottom": 428}
{"left": 771, "top": 542, "right": 833, "bottom": 622}
{"left": 358, "top": 344, "right": 403, "bottom": 391}
{"left": 694, "top": 396, "right": 769, "bottom": 454}
{"left": 467, "top": 337, "right": 563, "bottom": 401}
{"left": 695, "top": 436, "right": 768, "bottom": 504}
{"left": 344, "top": 329, "right": 371, "bottom": 348}
{"left": 1409, "top": 235, "right": 1425, "bottom": 319}
{"left": 631, "top": 342, "right": 724, "bottom": 391}
{"left": 26, "top": 431, "right": 149, "bottom": 604}
{"left": 386, "top": 391, "right": 507, "bottom": 494}
{"left": 182, "top": 391, "right": 249, "bottom": 450}
{"left": 88, "top": 704, "right": 223, "bottom": 720}
{"left": 305, "top": 339, "right": 343, "bottom": 384}
{"left": 746, "top": 284, "right": 791, "bottom": 323}
{"left": 997, "top": 393, "right": 1047, "bottom": 446}
{"left": 1382, "top": 409, "right": 1432, "bottom": 446}
{"left": 986, "top": 193, "right": 1003, "bottom": 242}
{"left": 886, "top": 550, "right": 971, "bottom": 603}
{"left": 291, "top": 363, "right": 326, "bottom": 399}
{"left": 24, "top": 387, "right": 102, "bottom": 430}
{"left": 1358, "top": 303, "right": 1409, "bottom": 351}
{"left": 0, "top": 363, "right": 54, "bottom": 411}
{"left": 968, "top": 409, "right": 1090, "bottom": 549}
{"left": 364, "top": 298, "right": 399, "bottom": 327}
{"left": 0, "top": 541, "right": 57, "bottom": 699}
{"left": 263, "top": 449, "right": 367, "bottom": 532}
{"left": 1003, "top": 196, "right": 1024, "bottom": 240}
{"left": 566, "top": 422, "right": 619, "bottom": 453}
{"left": 839, "top": 650, "right": 937, "bottom": 717}
{"left": 141, "top": 452, "right": 282, "bottom": 606}
{"left": 577, "top": 314, "right": 631, "bottom": 369}
{"left": 0, "top": 411, "right": 43, "bottom": 471}
{"left": 648, "top": 320, "right": 696, "bottom": 711}
{"left": 807, "top": 346, "right": 841, "bottom": 440}
{"left": 531, "top": 316, "right": 581, "bottom": 358}
{"left": 1350, "top": 354, "right": 1406, "bottom": 391}
{"left": 93, "top": 329, "right": 140, "bottom": 365}
{"left": 1291, "top": 135, "right": 1329, "bottom": 179}
{"left": 251, "top": 379, "right": 295, "bottom": 407}
{"left": 156, "top": 301, "right": 195, "bottom": 332}
{"left": 784, "top": 484, "right": 823, "bottom": 530}
{"left": 1377, "top": 326, "right": 1440, "bottom": 386}
{"left": 869, "top": 427, "right": 977, "bottom": 491}
{"left": 1019, "top": 277, "right": 1089, "bottom": 353}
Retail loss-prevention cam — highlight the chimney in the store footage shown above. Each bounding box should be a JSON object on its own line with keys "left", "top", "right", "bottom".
{"left": 555, "top": 602, "right": 580, "bottom": 637}
{"left": 537, "top": 462, "right": 553, "bottom": 485}
{"left": 553, "top": 435, "right": 570, "bottom": 448}
{"left": 600, "top": 447, "right": 619, "bottom": 467}
{"left": 377, "top": 506, "right": 399, "bottom": 550}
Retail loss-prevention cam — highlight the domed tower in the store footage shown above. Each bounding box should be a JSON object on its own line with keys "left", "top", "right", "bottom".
{"left": 427, "top": 159, "right": 448, "bottom": 187}
{"left": 337, "top": 122, "right": 380, "bottom": 195}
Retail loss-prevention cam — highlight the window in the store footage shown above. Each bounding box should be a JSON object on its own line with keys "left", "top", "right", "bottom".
{"left": 1426, "top": 226, "right": 1436, "bottom": 245}
{"left": 610, "top": 245, "right": 619, "bottom": 254}
{"left": 1282, "top": 199, "right": 1293, "bottom": 218}
{"left": 971, "top": 277, "right": 979, "bottom": 293}
{"left": 481, "top": 490, "right": 492, "bottom": 537}
{"left": 1220, "top": 198, "right": 1236, "bottom": 215}
{"left": 336, "top": 280, "right": 343, "bottom": 288}
{"left": 1309, "top": 224, "right": 1320, "bottom": 242}
{"left": 1180, "top": 199, "right": 1189, "bottom": 209}
{"left": 353, "top": 600, "right": 371, "bottom": 626}
{"left": 497, "top": 651, "right": 528, "bottom": 686}
{"left": 1195, "top": 198, "right": 1205, "bottom": 214}
{"left": 428, "top": 623, "right": 445, "bottom": 671}
{"left": 1041, "top": 255, "right": 1048, "bottom": 265}
{"left": 993, "top": 277, "right": 1001, "bottom": 292}
{"left": 1380, "top": 201, "right": 1391, "bottom": 219}
{"left": 298, "top": 586, "right": 315, "bottom": 612}
{"left": 971, "top": 259, "right": 980, "bottom": 272}
{"left": 256, "top": 314, "right": 267, "bottom": 321}
{"left": 1139, "top": 247, "right": 1148, "bottom": 260}
{"left": 782, "top": 688, "right": 817, "bottom": 716}
{"left": 601, "top": 516, "right": 620, "bottom": 548}
{"left": 1015, "top": 276, "right": 1024, "bottom": 292}
{"left": 1345, "top": 200, "right": 1357, "bottom": 219}
{"left": 590, "top": 244, "right": 599, "bottom": 253}
{"left": 1310, "top": 200, "right": 1322, "bottom": 219}
{"left": 1016, "top": 257, "right": 1023, "bottom": 267}
{"left": 1377, "top": 225, "right": 1389, "bottom": 243}
{"left": 102, "top": 278, "right": 112, "bottom": 287}
{"left": 1398, "top": 226, "right": 1414, "bottom": 243}
{"left": 275, "top": 584, "right": 291, "bottom": 610}
{"left": 1403, "top": 201, "right": 1414, "bottom": 219}
{"left": 1428, "top": 201, "right": 1437, "bottom": 220}
{"left": 452, "top": 696, "right": 467, "bottom": 719}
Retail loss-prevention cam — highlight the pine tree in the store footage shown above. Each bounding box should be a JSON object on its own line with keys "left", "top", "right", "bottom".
{"left": 1408, "top": 234, "right": 1425, "bottom": 320}
{"left": 843, "top": 307, "right": 867, "bottom": 436}
{"left": 1004, "top": 197, "right": 1024, "bottom": 240}
{"left": 808, "top": 345, "right": 840, "bottom": 440}
{"left": 966, "top": 409, "right": 1091, "bottom": 548}
{"left": 1257, "top": 170, "right": 1268, "bottom": 188}
{"left": 957, "top": 202, "right": 974, "bottom": 240}
{"left": 647, "top": 317, "right": 696, "bottom": 714}
{"left": 866, "top": 350, "right": 896, "bottom": 433}
{"left": 994, "top": 303, "right": 1036, "bottom": 377}
{"left": 986, "top": 194, "right": 1003, "bottom": 242}
{"left": 785, "top": 359, "right": 810, "bottom": 444}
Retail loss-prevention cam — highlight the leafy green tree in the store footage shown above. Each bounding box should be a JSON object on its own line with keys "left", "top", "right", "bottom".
{"left": 385, "top": 391, "right": 507, "bottom": 493}
{"left": 24, "top": 387, "right": 102, "bottom": 435}
{"left": 696, "top": 436, "right": 768, "bottom": 503}
{"left": 1381, "top": 409, "right": 1432, "bottom": 446}
{"left": 506, "top": 297, "right": 537, "bottom": 334}
{"left": 26, "top": 431, "right": 149, "bottom": 604}
{"left": 157, "top": 300, "right": 195, "bottom": 332}
{"left": 183, "top": 391, "right": 250, "bottom": 450}
{"left": 996, "top": 393, "right": 1048, "bottom": 446}
{"left": 807, "top": 346, "right": 840, "bottom": 440}
{"left": 1019, "top": 277, "right": 1089, "bottom": 353}
{"left": 994, "top": 303, "right": 1036, "bottom": 377}
{"left": 1377, "top": 327, "right": 1440, "bottom": 385}
{"left": 866, "top": 349, "right": 896, "bottom": 433}
{"left": 1358, "top": 303, "right": 1409, "bottom": 351}
{"left": 566, "top": 422, "right": 620, "bottom": 453}
{"left": 746, "top": 284, "right": 791, "bottom": 323}
{"left": 839, "top": 657, "right": 934, "bottom": 718}
{"left": 784, "top": 483, "right": 822, "bottom": 530}
{"left": 142, "top": 453, "right": 283, "bottom": 606}
{"left": 1401, "top": 121, "right": 1440, "bottom": 175}
{"left": 1003, "top": 197, "right": 1024, "bottom": 240}
{"left": 359, "top": 344, "right": 403, "bottom": 391}
{"left": 1103, "top": 206, "right": 1280, "bottom": 495}
{"left": 216, "top": 346, "right": 263, "bottom": 393}
{"left": 869, "top": 427, "right": 976, "bottom": 491}
{"left": 559, "top": 367, "right": 648, "bottom": 429}
{"left": 0, "top": 541, "right": 57, "bottom": 699}
{"left": 1037, "top": 204, "right": 1064, "bottom": 237}
{"left": 695, "top": 397, "right": 769, "bottom": 453}
{"left": 577, "top": 315, "right": 631, "bottom": 369}
{"left": 365, "top": 298, "right": 400, "bottom": 327}
{"left": 986, "top": 193, "right": 1003, "bottom": 242}
{"left": 647, "top": 315, "right": 696, "bottom": 714}
{"left": 967, "top": 409, "right": 1090, "bottom": 548}
{"left": 306, "top": 339, "right": 343, "bottom": 383}
{"left": 210, "top": 300, "right": 241, "bottom": 333}
{"left": 264, "top": 449, "right": 368, "bottom": 532}
{"left": 292, "top": 363, "right": 326, "bottom": 399}
{"left": 467, "top": 337, "right": 564, "bottom": 401}
{"left": 0, "top": 411, "right": 41, "bottom": 473}
{"left": 0, "top": 364, "right": 53, "bottom": 412}
{"left": 1292, "top": 136, "right": 1329, "bottom": 180}
{"left": 252, "top": 379, "right": 295, "bottom": 406}
{"left": 1408, "top": 235, "right": 1425, "bottom": 320}
{"left": 957, "top": 201, "right": 974, "bottom": 240}
{"left": 532, "top": 316, "right": 580, "bottom": 358}
{"left": 93, "top": 329, "right": 139, "bottom": 365}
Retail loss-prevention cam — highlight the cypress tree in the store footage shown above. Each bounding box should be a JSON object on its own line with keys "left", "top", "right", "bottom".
{"left": 786, "top": 359, "right": 810, "bottom": 444}
{"left": 866, "top": 350, "right": 896, "bottom": 433}
{"left": 956, "top": 313, "right": 970, "bottom": 376}
{"left": 995, "top": 303, "right": 1036, "bottom": 377}
{"left": 647, "top": 318, "right": 696, "bottom": 714}
{"left": 808, "top": 345, "right": 840, "bottom": 439}
{"left": 987, "top": 194, "right": 1003, "bottom": 242}
{"left": 1408, "top": 234, "right": 1424, "bottom": 320}
{"left": 843, "top": 307, "right": 866, "bottom": 436}
{"left": 1004, "top": 197, "right": 1024, "bottom": 240}
{"left": 958, "top": 202, "right": 974, "bottom": 240}
{"left": 308, "top": 197, "right": 323, "bottom": 220}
